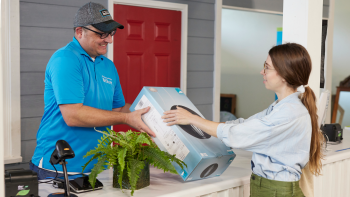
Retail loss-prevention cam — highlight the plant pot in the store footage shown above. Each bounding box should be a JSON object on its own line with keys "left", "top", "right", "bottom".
{"left": 113, "top": 161, "right": 150, "bottom": 190}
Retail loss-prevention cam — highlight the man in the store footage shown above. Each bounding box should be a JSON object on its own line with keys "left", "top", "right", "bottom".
{"left": 30, "top": 2, "right": 155, "bottom": 180}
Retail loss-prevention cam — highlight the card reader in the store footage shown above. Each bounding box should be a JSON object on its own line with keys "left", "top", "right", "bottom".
{"left": 52, "top": 176, "right": 103, "bottom": 193}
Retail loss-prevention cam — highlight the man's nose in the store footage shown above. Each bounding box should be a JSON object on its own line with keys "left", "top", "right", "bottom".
{"left": 104, "top": 34, "right": 113, "bottom": 43}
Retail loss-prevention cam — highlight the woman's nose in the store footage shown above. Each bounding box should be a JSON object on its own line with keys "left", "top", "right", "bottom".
{"left": 260, "top": 69, "right": 265, "bottom": 75}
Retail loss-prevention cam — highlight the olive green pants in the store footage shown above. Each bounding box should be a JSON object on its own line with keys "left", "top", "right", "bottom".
{"left": 250, "top": 174, "right": 305, "bottom": 197}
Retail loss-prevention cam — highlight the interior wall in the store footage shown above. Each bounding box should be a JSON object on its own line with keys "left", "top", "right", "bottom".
{"left": 221, "top": 9, "right": 280, "bottom": 119}
{"left": 332, "top": 0, "right": 350, "bottom": 127}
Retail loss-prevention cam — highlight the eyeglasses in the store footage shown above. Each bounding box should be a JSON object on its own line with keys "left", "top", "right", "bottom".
{"left": 82, "top": 26, "right": 116, "bottom": 39}
{"left": 263, "top": 62, "right": 275, "bottom": 74}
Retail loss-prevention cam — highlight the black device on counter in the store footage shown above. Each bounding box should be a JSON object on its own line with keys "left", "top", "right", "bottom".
{"left": 321, "top": 123, "right": 343, "bottom": 142}
{"left": 52, "top": 176, "right": 103, "bottom": 193}
{"left": 48, "top": 140, "right": 77, "bottom": 197}
{"left": 49, "top": 140, "right": 75, "bottom": 165}
{"left": 5, "top": 168, "right": 39, "bottom": 197}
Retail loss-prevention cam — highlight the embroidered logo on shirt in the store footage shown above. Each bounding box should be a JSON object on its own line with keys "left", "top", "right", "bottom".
{"left": 102, "top": 75, "right": 112, "bottom": 85}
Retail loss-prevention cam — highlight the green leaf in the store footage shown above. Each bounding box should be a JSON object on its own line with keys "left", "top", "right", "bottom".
{"left": 83, "top": 149, "right": 99, "bottom": 158}
{"left": 163, "top": 152, "right": 187, "bottom": 170}
{"left": 88, "top": 155, "right": 107, "bottom": 189}
{"left": 115, "top": 165, "right": 124, "bottom": 191}
{"left": 117, "top": 147, "right": 127, "bottom": 189}
{"left": 118, "top": 148, "right": 127, "bottom": 170}
{"left": 127, "top": 159, "right": 145, "bottom": 195}
{"left": 135, "top": 133, "right": 150, "bottom": 145}
{"left": 16, "top": 190, "right": 30, "bottom": 196}
{"left": 125, "top": 130, "right": 134, "bottom": 141}
{"left": 81, "top": 152, "right": 102, "bottom": 173}
{"left": 143, "top": 147, "right": 177, "bottom": 173}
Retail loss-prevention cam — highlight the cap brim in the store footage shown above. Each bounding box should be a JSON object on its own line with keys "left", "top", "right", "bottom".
{"left": 92, "top": 20, "right": 124, "bottom": 33}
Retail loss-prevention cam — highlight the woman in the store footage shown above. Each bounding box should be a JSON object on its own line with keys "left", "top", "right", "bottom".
{"left": 162, "top": 43, "right": 324, "bottom": 197}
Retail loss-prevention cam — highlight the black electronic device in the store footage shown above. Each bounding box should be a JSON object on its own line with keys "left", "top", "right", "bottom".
{"left": 171, "top": 105, "right": 211, "bottom": 139}
{"left": 52, "top": 176, "right": 103, "bottom": 193}
{"left": 322, "top": 123, "right": 343, "bottom": 142}
{"left": 48, "top": 140, "right": 77, "bottom": 197}
{"left": 5, "top": 168, "right": 39, "bottom": 197}
{"left": 200, "top": 163, "right": 219, "bottom": 178}
{"left": 49, "top": 140, "right": 75, "bottom": 165}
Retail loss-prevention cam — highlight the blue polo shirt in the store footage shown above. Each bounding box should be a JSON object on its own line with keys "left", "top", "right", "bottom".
{"left": 31, "top": 37, "right": 125, "bottom": 173}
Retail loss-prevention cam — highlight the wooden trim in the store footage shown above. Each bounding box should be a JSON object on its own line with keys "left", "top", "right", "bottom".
{"left": 331, "top": 87, "right": 350, "bottom": 123}
{"left": 2, "top": 0, "right": 22, "bottom": 164}
{"left": 331, "top": 87, "right": 340, "bottom": 123}
{"left": 324, "top": 0, "right": 335, "bottom": 124}
{"left": 108, "top": 0, "right": 188, "bottom": 94}
{"left": 213, "top": 0, "right": 222, "bottom": 122}
{"left": 222, "top": 5, "right": 283, "bottom": 16}
{"left": 338, "top": 105, "right": 344, "bottom": 125}
{"left": 1, "top": 1, "right": 5, "bottom": 193}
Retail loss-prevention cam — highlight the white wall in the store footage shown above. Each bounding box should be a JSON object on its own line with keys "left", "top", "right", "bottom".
{"left": 0, "top": 0, "right": 5, "bottom": 194}
{"left": 221, "top": 9, "right": 281, "bottom": 118}
{"left": 332, "top": 0, "right": 350, "bottom": 127}
{"left": 332, "top": 0, "right": 350, "bottom": 92}
{"left": 337, "top": 92, "right": 350, "bottom": 127}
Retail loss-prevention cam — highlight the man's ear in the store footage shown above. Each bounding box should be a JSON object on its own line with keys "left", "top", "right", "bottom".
{"left": 75, "top": 27, "right": 83, "bottom": 39}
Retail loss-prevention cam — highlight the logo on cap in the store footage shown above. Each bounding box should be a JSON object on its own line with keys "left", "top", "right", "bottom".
{"left": 100, "top": 9, "right": 110, "bottom": 17}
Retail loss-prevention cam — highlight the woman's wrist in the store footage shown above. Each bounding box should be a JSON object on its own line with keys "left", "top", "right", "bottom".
{"left": 189, "top": 114, "right": 203, "bottom": 126}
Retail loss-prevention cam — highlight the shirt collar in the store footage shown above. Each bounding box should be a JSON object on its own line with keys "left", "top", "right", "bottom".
{"left": 72, "top": 37, "right": 104, "bottom": 62}
{"left": 274, "top": 92, "right": 301, "bottom": 108}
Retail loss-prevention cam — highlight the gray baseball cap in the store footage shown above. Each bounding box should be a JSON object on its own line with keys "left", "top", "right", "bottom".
{"left": 74, "top": 2, "right": 124, "bottom": 33}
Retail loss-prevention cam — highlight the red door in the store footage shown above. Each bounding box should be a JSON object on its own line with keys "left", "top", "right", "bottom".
{"left": 113, "top": 4, "right": 181, "bottom": 132}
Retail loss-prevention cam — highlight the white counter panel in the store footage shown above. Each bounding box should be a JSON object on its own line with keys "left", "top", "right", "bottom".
{"left": 314, "top": 127, "right": 350, "bottom": 197}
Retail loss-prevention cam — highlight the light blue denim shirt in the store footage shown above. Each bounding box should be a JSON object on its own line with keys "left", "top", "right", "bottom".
{"left": 217, "top": 92, "right": 311, "bottom": 181}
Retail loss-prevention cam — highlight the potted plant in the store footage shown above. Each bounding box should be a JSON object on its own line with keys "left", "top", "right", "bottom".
{"left": 82, "top": 128, "right": 186, "bottom": 196}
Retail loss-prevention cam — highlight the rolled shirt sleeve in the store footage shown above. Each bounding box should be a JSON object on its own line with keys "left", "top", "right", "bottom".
{"left": 217, "top": 116, "right": 273, "bottom": 153}
{"left": 217, "top": 107, "right": 271, "bottom": 150}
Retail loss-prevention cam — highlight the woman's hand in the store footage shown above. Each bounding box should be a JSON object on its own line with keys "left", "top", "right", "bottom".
{"left": 162, "top": 106, "right": 198, "bottom": 126}
{"left": 163, "top": 106, "right": 220, "bottom": 137}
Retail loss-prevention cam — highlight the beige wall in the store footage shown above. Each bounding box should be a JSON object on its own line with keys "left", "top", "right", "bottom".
{"left": 221, "top": 9, "right": 280, "bottom": 118}
{"left": 332, "top": 0, "right": 350, "bottom": 127}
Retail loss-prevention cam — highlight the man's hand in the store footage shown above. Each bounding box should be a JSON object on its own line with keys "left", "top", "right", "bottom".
{"left": 125, "top": 106, "right": 156, "bottom": 137}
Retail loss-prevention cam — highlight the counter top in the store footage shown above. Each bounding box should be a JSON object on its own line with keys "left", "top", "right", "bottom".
{"left": 39, "top": 149, "right": 253, "bottom": 197}
{"left": 322, "top": 127, "right": 350, "bottom": 164}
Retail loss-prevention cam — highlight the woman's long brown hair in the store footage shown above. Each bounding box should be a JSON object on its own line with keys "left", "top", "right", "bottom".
{"left": 269, "top": 43, "right": 324, "bottom": 176}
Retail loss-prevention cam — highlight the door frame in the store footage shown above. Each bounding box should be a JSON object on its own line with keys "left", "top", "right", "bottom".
{"left": 108, "top": 0, "right": 188, "bottom": 94}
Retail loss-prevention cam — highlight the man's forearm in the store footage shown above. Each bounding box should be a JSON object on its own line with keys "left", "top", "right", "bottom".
{"left": 61, "top": 104, "right": 127, "bottom": 127}
{"left": 113, "top": 103, "right": 131, "bottom": 113}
